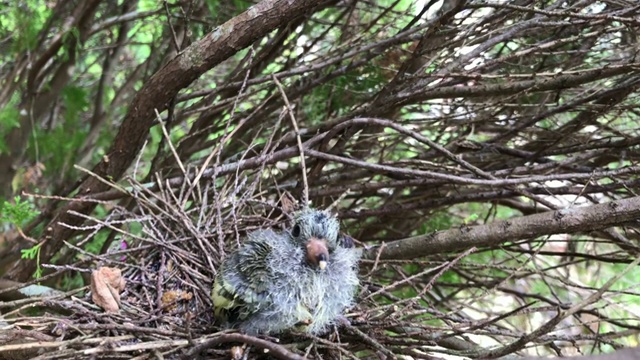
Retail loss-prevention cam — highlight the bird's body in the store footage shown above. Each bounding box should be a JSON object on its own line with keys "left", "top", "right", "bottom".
{"left": 211, "top": 208, "right": 360, "bottom": 335}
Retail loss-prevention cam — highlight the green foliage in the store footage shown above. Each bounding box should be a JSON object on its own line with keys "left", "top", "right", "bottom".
{"left": 303, "top": 65, "right": 385, "bottom": 120}
{"left": 1, "top": 2, "right": 50, "bottom": 53}
{"left": 128, "top": 2, "right": 165, "bottom": 60}
{"left": 28, "top": 85, "right": 89, "bottom": 178}
{"left": 61, "top": 27, "right": 82, "bottom": 61}
{"left": 393, "top": 284, "right": 418, "bottom": 299}
{"left": 0, "top": 196, "right": 43, "bottom": 278}
{"left": 463, "top": 213, "right": 479, "bottom": 224}
{"left": 62, "top": 86, "right": 90, "bottom": 123}
{"left": 438, "top": 268, "right": 462, "bottom": 284}
{"left": 0, "top": 196, "right": 40, "bottom": 228}
{"left": 232, "top": 0, "right": 252, "bottom": 12}
{"left": 0, "top": 107, "right": 20, "bottom": 131}
{"left": 20, "top": 243, "right": 43, "bottom": 279}
{"left": 0, "top": 98, "right": 20, "bottom": 155}
{"left": 205, "top": 0, "right": 219, "bottom": 18}
{"left": 86, "top": 230, "right": 109, "bottom": 255}
{"left": 33, "top": 123, "right": 86, "bottom": 177}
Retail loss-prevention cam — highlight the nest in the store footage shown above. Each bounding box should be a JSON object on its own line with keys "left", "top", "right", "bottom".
{"left": 2, "top": 147, "right": 637, "bottom": 360}
{"left": 0, "top": 168, "right": 404, "bottom": 360}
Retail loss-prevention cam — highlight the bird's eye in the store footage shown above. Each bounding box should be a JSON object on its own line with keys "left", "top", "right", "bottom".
{"left": 292, "top": 224, "right": 301, "bottom": 237}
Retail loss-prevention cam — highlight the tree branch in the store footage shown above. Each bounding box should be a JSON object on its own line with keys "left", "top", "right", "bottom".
{"left": 364, "top": 195, "right": 640, "bottom": 260}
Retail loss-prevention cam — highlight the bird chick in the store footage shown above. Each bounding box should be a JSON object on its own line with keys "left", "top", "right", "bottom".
{"left": 211, "top": 207, "right": 361, "bottom": 335}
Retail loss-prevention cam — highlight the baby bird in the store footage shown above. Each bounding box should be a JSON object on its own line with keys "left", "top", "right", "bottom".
{"left": 211, "top": 207, "right": 361, "bottom": 335}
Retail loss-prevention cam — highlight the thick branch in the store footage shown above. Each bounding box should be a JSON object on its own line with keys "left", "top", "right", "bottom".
{"left": 364, "top": 195, "right": 640, "bottom": 260}
{"left": 394, "top": 65, "right": 638, "bottom": 106}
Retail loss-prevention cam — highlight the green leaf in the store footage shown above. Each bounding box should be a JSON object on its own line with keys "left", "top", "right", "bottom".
{"left": 0, "top": 196, "right": 40, "bottom": 228}
{"left": 20, "top": 244, "right": 41, "bottom": 260}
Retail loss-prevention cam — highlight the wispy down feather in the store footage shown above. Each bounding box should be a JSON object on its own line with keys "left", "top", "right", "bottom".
{"left": 211, "top": 208, "right": 361, "bottom": 335}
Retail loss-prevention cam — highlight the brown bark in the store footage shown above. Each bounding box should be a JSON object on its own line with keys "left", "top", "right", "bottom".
{"left": 365, "top": 195, "right": 640, "bottom": 260}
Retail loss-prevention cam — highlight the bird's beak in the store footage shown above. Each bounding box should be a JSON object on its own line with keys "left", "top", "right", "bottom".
{"left": 318, "top": 260, "right": 327, "bottom": 270}
{"left": 306, "top": 237, "right": 330, "bottom": 270}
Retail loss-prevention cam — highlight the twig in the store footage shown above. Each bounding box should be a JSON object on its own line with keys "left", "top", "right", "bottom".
{"left": 182, "top": 333, "right": 307, "bottom": 360}
{"left": 272, "top": 74, "right": 309, "bottom": 206}
{"left": 345, "top": 324, "right": 397, "bottom": 359}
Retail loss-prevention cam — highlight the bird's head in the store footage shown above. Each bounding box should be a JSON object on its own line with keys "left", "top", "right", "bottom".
{"left": 290, "top": 208, "right": 340, "bottom": 271}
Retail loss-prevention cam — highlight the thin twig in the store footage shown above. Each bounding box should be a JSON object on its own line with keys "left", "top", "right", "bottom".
{"left": 272, "top": 74, "right": 309, "bottom": 206}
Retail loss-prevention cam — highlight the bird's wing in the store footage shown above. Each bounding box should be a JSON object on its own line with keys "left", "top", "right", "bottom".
{"left": 212, "top": 231, "right": 275, "bottom": 322}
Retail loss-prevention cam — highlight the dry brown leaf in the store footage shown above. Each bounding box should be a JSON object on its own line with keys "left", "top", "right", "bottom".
{"left": 90, "top": 267, "right": 126, "bottom": 313}
{"left": 161, "top": 290, "right": 193, "bottom": 312}
{"left": 230, "top": 345, "right": 244, "bottom": 360}
{"left": 279, "top": 191, "right": 298, "bottom": 214}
